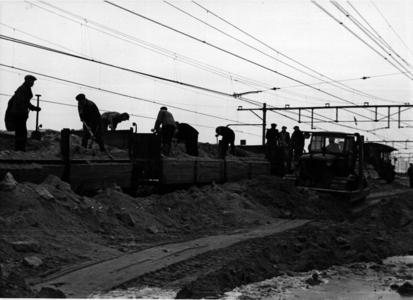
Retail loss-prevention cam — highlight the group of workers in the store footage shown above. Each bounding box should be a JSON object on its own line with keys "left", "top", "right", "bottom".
{"left": 265, "top": 123, "right": 305, "bottom": 161}
{"left": 4, "top": 75, "right": 226, "bottom": 158}
{"left": 153, "top": 106, "right": 234, "bottom": 158}
{"left": 4, "top": 75, "right": 313, "bottom": 160}
{"left": 4, "top": 75, "right": 130, "bottom": 153}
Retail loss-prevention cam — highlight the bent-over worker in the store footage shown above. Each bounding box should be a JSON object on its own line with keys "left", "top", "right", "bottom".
{"left": 215, "top": 126, "right": 235, "bottom": 158}
{"left": 101, "top": 111, "right": 130, "bottom": 131}
{"left": 174, "top": 122, "right": 199, "bottom": 156}
{"left": 75, "top": 94, "right": 106, "bottom": 152}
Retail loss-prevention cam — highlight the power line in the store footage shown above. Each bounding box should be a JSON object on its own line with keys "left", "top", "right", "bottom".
{"left": 0, "top": 64, "right": 261, "bottom": 134}
{"left": 370, "top": 0, "right": 413, "bottom": 57}
{"left": 332, "top": 1, "right": 413, "bottom": 74}
{"left": 104, "top": 0, "right": 390, "bottom": 109}
{"left": 190, "top": 1, "right": 409, "bottom": 105}
{"left": 312, "top": 1, "right": 413, "bottom": 81}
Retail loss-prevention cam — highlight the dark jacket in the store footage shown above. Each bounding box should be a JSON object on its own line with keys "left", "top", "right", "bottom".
{"left": 216, "top": 126, "right": 235, "bottom": 142}
{"left": 10, "top": 83, "right": 37, "bottom": 115}
{"left": 291, "top": 129, "right": 305, "bottom": 148}
{"left": 175, "top": 123, "right": 198, "bottom": 143}
{"left": 279, "top": 131, "right": 291, "bottom": 145}
{"left": 266, "top": 128, "right": 279, "bottom": 142}
{"left": 78, "top": 99, "right": 102, "bottom": 126}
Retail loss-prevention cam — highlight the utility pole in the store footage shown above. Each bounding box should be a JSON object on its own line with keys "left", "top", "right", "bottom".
{"left": 237, "top": 103, "right": 267, "bottom": 145}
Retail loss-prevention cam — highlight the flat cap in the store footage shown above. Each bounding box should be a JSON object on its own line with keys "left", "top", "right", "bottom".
{"left": 282, "top": 126, "right": 287, "bottom": 129}
{"left": 24, "top": 75, "right": 37, "bottom": 81}
{"left": 76, "top": 94, "right": 86, "bottom": 101}
{"left": 293, "top": 126, "right": 299, "bottom": 129}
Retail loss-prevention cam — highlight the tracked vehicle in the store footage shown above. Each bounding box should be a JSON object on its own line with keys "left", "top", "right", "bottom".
{"left": 285, "top": 131, "right": 370, "bottom": 203}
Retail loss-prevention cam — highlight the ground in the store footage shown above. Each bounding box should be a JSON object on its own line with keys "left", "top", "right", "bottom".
{"left": 0, "top": 130, "right": 412, "bottom": 298}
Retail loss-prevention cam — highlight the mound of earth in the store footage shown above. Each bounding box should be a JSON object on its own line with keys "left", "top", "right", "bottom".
{"left": 0, "top": 129, "right": 263, "bottom": 162}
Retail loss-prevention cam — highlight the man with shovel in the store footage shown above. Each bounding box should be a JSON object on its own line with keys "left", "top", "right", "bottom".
{"left": 75, "top": 94, "right": 107, "bottom": 154}
{"left": 5, "top": 75, "right": 41, "bottom": 151}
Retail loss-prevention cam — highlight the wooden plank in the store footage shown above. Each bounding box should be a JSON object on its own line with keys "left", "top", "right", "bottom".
{"left": 161, "top": 159, "right": 195, "bottom": 184}
{"left": 226, "top": 161, "right": 249, "bottom": 182}
{"left": 0, "top": 163, "right": 64, "bottom": 184}
{"left": 70, "top": 163, "right": 133, "bottom": 191}
{"left": 249, "top": 161, "right": 270, "bottom": 178}
{"left": 196, "top": 160, "right": 223, "bottom": 183}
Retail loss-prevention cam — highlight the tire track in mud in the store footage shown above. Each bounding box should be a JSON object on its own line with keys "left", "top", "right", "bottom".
{"left": 33, "top": 218, "right": 310, "bottom": 298}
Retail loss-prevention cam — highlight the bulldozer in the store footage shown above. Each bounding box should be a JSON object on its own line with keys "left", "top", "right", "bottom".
{"left": 284, "top": 131, "right": 370, "bottom": 204}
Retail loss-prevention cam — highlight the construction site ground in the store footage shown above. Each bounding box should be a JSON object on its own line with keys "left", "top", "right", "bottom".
{"left": 1, "top": 130, "right": 413, "bottom": 299}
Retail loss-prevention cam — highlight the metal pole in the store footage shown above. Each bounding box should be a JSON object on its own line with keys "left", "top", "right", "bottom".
{"left": 35, "top": 94, "right": 41, "bottom": 130}
{"left": 262, "top": 103, "right": 267, "bottom": 146}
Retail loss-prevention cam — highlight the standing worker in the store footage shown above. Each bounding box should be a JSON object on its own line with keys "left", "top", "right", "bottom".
{"left": 279, "top": 126, "right": 290, "bottom": 147}
{"left": 153, "top": 106, "right": 176, "bottom": 156}
{"left": 75, "top": 94, "right": 106, "bottom": 152}
{"left": 4, "top": 75, "right": 41, "bottom": 151}
{"left": 291, "top": 125, "right": 305, "bottom": 161}
{"left": 174, "top": 121, "right": 199, "bottom": 156}
{"left": 215, "top": 126, "right": 235, "bottom": 158}
{"left": 101, "top": 111, "right": 130, "bottom": 131}
{"left": 408, "top": 163, "right": 413, "bottom": 188}
{"left": 265, "top": 123, "right": 279, "bottom": 159}
{"left": 279, "top": 126, "right": 291, "bottom": 158}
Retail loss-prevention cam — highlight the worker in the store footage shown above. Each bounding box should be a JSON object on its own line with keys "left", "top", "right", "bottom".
{"left": 215, "top": 126, "right": 235, "bottom": 158}
{"left": 408, "top": 163, "right": 413, "bottom": 188}
{"left": 279, "top": 126, "right": 290, "bottom": 146}
{"left": 174, "top": 121, "right": 199, "bottom": 156}
{"left": 279, "top": 126, "right": 291, "bottom": 159}
{"left": 326, "top": 137, "right": 341, "bottom": 152}
{"left": 75, "top": 94, "right": 106, "bottom": 152}
{"left": 265, "top": 123, "right": 279, "bottom": 159}
{"left": 153, "top": 106, "right": 176, "bottom": 156}
{"left": 5, "top": 75, "right": 41, "bottom": 151}
{"left": 101, "top": 111, "right": 130, "bottom": 131}
{"left": 290, "top": 126, "right": 305, "bottom": 161}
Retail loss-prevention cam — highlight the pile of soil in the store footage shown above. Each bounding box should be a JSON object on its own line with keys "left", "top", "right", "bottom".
{"left": 0, "top": 129, "right": 264, "bottom": 161}
{"left": 1, "top": 129, "right": 412, "bottom": 298}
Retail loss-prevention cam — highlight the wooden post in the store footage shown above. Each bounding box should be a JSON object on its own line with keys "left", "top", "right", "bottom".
{"left": 61, "top": 128, "right": 71, "bottom": 183}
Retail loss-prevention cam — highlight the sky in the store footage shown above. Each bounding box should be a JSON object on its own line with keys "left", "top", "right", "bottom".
{"left": 0, "top": 0, "right": 412, "bottom": 157}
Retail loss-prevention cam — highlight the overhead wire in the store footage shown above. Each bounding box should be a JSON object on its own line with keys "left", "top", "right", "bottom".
{"left": 3, "top": 0, "right": 408, "bottom": 134}
{"left": 0, "top": 64, "right": 262, "bottom": 136}
{"left": 158, "top": 0, "right": 410, "bottom": 125}
{"left": 347, "top": 1, "right": 413, "bottom": 69}
{"left": 312, "top": 1, "right": 413, "bottom": 81}
{"left": 190, "top": 1, "right": 409, "bottom": 105}
{"left": 22, "top": 1, "right": 406, "bottom": 113}
{"left": 370, "top": 0, "right": 413, "bottom": 57}
{"left": 331, "top": 1, "right": 413, "bottom": 75}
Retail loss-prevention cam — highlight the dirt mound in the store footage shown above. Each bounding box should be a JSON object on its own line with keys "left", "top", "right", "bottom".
{"left": 173, "top": 192, "right": 413, "bottom": 298}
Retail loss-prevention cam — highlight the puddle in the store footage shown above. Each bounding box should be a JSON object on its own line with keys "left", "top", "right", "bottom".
{"left": 88, "top": 257, "right": 413, "bottom": 299}
{"left": 223, "top": 257, "right": 413, "bottom": 300}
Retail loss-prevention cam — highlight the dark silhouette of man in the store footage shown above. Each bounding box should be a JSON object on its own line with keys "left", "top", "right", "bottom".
{"left": 291, "top": 126, "right": 305, "bottom": 160}
{"left": 408, "top": 163, "right": 413, "bottom": 188}
{"left": 174, "top": 122, "right": 199, "bottom": 156}
{"left": 154, "top": 106, "right": 176, "bottom": 156}
{"left": 76, "top": 94, "right": 106, "bottom": 152}
{"left": 101, "top": 112, "right": 130, "bottom": 131}
{"left": 266, "top": 123, "right": 279, "bottom": 159}
{"left": 5, "top": 75, "right": 41, "bottom": 151}
{"left": 326, "top": 137, "right": 341, "bottom": 152}
{"left": 215, "top": 126, "right": 235, "bottom": 158}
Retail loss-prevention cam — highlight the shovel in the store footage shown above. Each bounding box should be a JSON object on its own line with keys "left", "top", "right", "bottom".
{"left": 83, "top": 120, "right": 114, "bottom": 160}
{"left": 30, "top": 94, "right": 42, "bottom": 141}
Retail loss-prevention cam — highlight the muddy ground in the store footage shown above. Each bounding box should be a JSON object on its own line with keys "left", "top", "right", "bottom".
{"left": 1, "top": 130, "right": 413, "bottom": 298}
